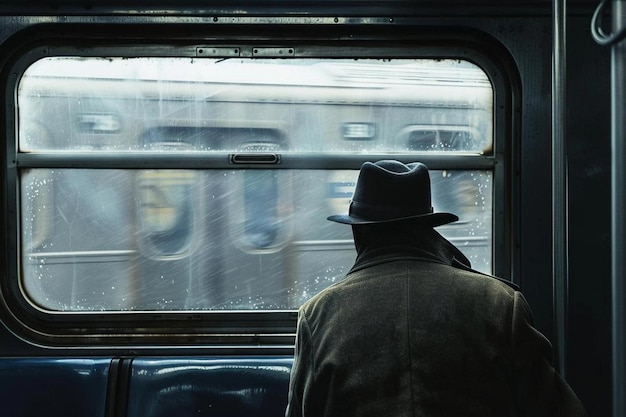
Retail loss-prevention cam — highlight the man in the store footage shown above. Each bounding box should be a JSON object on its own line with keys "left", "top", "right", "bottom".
{"left": 285, "top": 160, "right": 587, "bottom": 417}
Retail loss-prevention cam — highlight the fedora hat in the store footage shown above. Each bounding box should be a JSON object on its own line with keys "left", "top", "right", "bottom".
{"left": 327, "top": 160, "right": 458, "bottom": 226}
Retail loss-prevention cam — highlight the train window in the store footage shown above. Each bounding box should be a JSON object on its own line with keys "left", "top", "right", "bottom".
{"left": 9, "top": 50, "right": 502, "bottom": 337}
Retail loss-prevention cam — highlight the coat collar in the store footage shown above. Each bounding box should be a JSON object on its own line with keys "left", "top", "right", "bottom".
{"left": 347, "top": 228, "right": 520, "bottom": 291}
{"left": 348, "top": 228, "right": 471, "bottom": 274}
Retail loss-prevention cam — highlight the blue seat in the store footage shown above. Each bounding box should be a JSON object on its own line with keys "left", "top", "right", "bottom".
{"left": 127, "top": 357, "right": 293, "bottom": 417}
{"left": 0, "top": 358, "right": 110, "bottom": 417}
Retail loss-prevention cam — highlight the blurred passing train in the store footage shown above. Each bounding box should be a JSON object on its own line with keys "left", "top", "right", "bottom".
{"left": 17, "top": 56, "right": 494, "bottom": 312}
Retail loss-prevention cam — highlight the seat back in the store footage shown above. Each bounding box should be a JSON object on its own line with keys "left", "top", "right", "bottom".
{"left": 127, "top": 357, "right": 293, "bottom": 417}
{"left": 0, "top": 358, "right": 110, "bottom": 417}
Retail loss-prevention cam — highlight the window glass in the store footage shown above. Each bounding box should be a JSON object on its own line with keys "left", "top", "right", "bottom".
{"left": 21, "top": 168, "right": 491, "bottom": 311}
{"left": 16, "top": 56, "right": 494, "bottom": 312}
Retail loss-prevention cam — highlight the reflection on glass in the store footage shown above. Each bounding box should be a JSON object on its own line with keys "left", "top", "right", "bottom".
{"left": 20, "top": 169, "right": 492, "bottom": 312}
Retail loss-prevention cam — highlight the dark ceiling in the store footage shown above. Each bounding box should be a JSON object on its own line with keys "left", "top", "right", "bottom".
{"left": 0, "top": 0, "right": 604, "bottom": 15}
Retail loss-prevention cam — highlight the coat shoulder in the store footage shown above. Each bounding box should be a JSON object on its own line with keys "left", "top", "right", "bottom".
{"left": 451, "top": 257, "right": 519, "bottom": 291}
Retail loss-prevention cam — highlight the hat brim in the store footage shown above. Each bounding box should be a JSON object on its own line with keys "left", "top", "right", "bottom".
{"left": 326, "top": 211, "right": 459, "bottom": 227}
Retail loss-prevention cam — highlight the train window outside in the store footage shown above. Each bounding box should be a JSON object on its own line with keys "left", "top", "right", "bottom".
{"left": 15, "top": 56, "right": 494, "bottom": 312}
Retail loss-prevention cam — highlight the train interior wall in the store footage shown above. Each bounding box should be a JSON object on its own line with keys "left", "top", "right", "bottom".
{"left": 0, "top": 3, "right": 615, "bottom": 417}
{"left": 566, "top": 13, "right": 612, "bottom": 417}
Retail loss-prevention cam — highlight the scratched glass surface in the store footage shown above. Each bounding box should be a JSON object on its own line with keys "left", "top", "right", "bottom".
{"left": 21, "top": 169, "right": 492, "bottom": 311}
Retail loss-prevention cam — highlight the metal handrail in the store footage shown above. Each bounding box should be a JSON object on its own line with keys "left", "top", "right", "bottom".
{"left": 611, "top": 2, "right": 626, "bottom": 416}
{"left": 552, "top": 0, "right": 568, "bottom": 378}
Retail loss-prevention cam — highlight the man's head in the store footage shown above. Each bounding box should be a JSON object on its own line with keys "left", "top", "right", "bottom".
{"left": 327, "top": 160, "right": 458, "bottom": 227}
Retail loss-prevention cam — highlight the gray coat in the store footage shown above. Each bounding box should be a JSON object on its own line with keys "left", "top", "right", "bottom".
{"left": 285, "top": 231, "right": 587, "bottom": 417}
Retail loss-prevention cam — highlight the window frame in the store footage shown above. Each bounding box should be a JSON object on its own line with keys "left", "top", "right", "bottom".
{"left": 1, "top": 26, "right": 518, "bottom": 348}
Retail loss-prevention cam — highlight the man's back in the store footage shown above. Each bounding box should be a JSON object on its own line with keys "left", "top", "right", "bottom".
{"left": 286, "top": 161, "right": 587, "bottom": 417}
{"left": 286, "top": 259, "right": 587, "bottom": 417}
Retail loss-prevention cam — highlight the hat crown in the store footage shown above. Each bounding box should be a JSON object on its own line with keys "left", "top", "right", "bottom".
{"left": 327, "top": 160, "right": 458, "bottom": 226}
{"left": 349, "top": 160, "right": 433, "bottom": 221}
